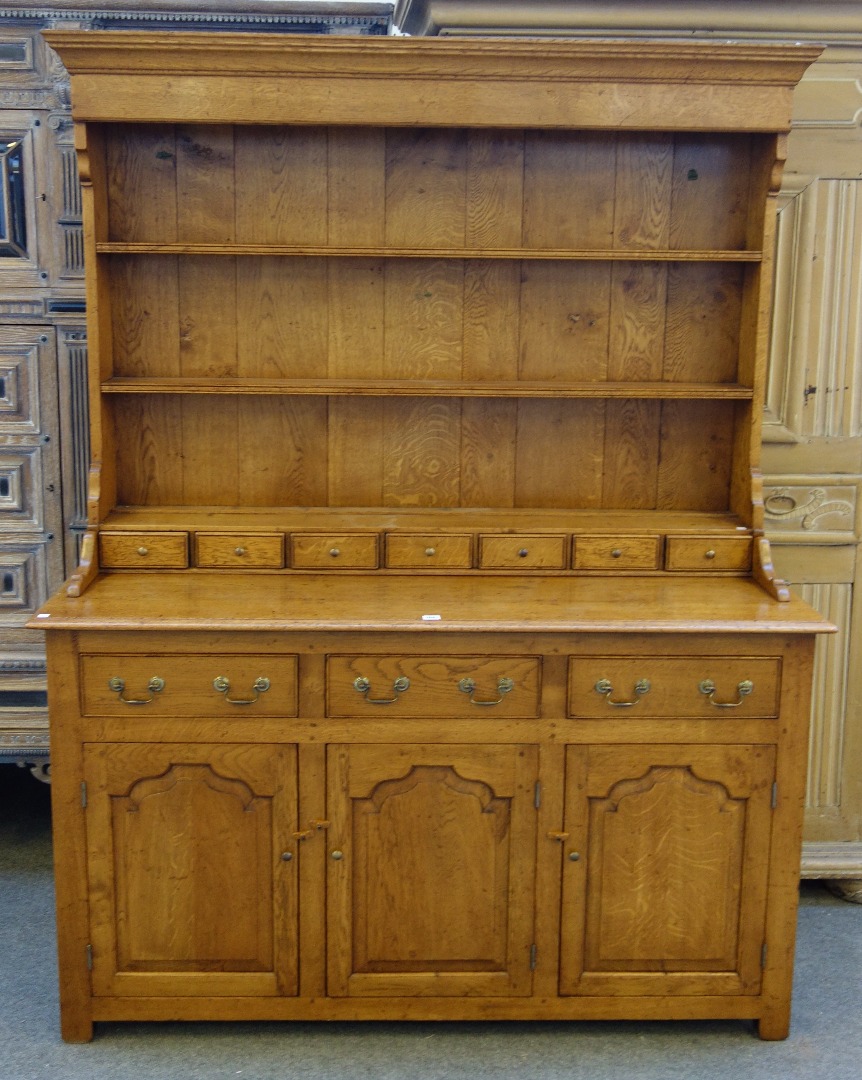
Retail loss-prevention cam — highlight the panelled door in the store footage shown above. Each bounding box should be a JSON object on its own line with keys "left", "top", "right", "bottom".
{"left": 83, "top": 742, "right": 299, "bottom": 998}
{"left": 560, "top": 744, "right": 776, "bottom": 996}
{"left": 326, "top": 742, "right": 539, "bottom": 997}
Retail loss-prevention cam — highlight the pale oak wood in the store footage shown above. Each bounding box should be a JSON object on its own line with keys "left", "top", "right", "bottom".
{"left": 35, "top": 32, "right": 830, "bottom": 1044}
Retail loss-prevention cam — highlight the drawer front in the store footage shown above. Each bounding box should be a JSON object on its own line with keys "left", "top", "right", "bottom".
{"left": 569, "top": 656, "right": 780, "bottom": 718}
{"left": 195, "top": 532, "right": 284, "bottom": 568}
{"left": 479, "top": 534, "right": 567, "bottom": 569}
{"left": 385, "top": 533, "right": 473, "bottom": 569}
{"left": 99, "top": 531, "right": 189, "bottom": 569}
{"left": 327, "top": 655, "right": 541, "bottom": 717}
{"left": 664, "top": 536, "right": 752, "bottom": 572}
{"left": 81, "top": 653, "right": 298, "bottom": 716}
{"left": 291, "top": 533, "right": 379, "bottom": 569}
{"left": 573, "top": 535, "right": 660, "bottom": 571}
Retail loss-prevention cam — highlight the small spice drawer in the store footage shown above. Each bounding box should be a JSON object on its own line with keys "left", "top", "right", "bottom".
{"left": 290, "top": 533, "right": 379, "bottom": 569}
{"left": 665, "top": 536, "right": 752, "bottom": 572}
{"left": 385, "top": 533, "right": 473, "bottom": 569}
{"left": 573, "top": 535, "right": 660, "bottom": 570}
{"left": 479, "top": 534, "right": 568, "bottom": 569}
{"left": 99, "top": 531, "right": 188, "bottom": 569}
{"left": 80, "top": 653, "right": 298, "bottom": 716}
{"left": 327, "top": 655, "right": 541, "bottom": 717}
{"left": 568, "top": 656, "right": 780, "bottom": 718}
{"left": 195, "top": 532, "right": 284, "bottom": 568}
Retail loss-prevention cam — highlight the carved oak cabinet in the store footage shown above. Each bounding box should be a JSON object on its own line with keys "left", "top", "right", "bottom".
{"left": 32, "top": 32, "right": 833, "bottom": 1042}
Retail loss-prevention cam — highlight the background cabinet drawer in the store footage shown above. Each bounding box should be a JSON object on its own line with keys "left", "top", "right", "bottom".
{"left": 385, "top": 533, "right": 473, "bottom": 569}
{"left": 291, "top": 533, "right": 379, "bottom": 568}
{"left": 81, "top": 653, "right": 298, "bottom": 716}
{"left": 569, "top": 656, "right": 780, "bottom": 718}
{"left": 99, "top": 532, "right": 188, "bottom": 569}
{"left": 479, "top": 534, "right": 567, "bottom": 569}
{"left": 573, "top": 536, "right": 660, "bottom": 570}
{"left": 195, "top": 532, "right": 284, "bottom": 568}
{"left": 327, "top": 655, "right": 541, "bottom": 717}
{"left": 665, "top": 536, "right": 752, "bottom": 572}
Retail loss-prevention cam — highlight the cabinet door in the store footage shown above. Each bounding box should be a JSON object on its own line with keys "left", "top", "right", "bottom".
{"left": 83, "top": 742, "right": 299, "bottom": 998}
{"left": 560, "top": 744, "right": 775, "bottom": 997}
{"left": 327, "top": 743, "right": 538, "bottom": 997}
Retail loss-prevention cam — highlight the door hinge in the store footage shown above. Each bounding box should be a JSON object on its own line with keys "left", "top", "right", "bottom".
{"left": 771, "top": 781, "right": 778, "bottom": 810}
{"left": 85, "top": 944, "right": 93, "bottom": 971}
{"left": 761, "top": 942, "right": 768, "bottom": 970}
{"left": 530, "top": 943, "right": 537, "bottom": 971}
{"left": 534, "top": 781, "right": 541, "bottom": 810}
{"left": 80, "top": 781, "right": 87, "bottom": 809}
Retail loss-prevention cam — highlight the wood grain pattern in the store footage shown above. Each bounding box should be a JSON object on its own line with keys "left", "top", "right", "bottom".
{"left": 328, "top": 743, "right": 537, "bottom": 997}
{"left": 35, "top": 33, "right": 828, "bottom": 1043}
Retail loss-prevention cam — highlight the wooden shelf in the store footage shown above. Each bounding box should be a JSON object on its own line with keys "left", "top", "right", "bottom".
{"left": 96, "top": 242, "right": 764, "bottom": 262}
{"left": 100, "top": 377, "right": 755, "bottom": 399}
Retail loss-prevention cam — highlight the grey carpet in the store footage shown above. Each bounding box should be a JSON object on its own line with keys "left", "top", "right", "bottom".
{"left": 2, "top": 763, "right": 860, "bottom": 1080}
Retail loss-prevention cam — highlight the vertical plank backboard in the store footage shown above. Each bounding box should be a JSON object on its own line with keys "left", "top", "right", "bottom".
{"left": 670, "top": 135, "right": 752, "bottom": 251}
{"left": 235, "top": 127, "right": 328, "bottom": 246}
{"left": 460, "top": 398, "right": 518, "bottom": 508}
{"left": 382, "top": 398, "right": 461, "bottom": 507}
{"left": 664, "top": 264, "right": 743, "bottom": 383}
{"left": 608, "top": 263, "right": 667, "bottom": 382}
{"left": 327, "top": 261, "right": 385, "bottom": 380}
{"left": 110, "top": 255, "right": 180, "bottom": 379}
{"left": 466, "top": 130, "right": 524, "bottom": 249}
{"left": 175, "top": 125, "right": 236, "bottom": 244}
{"left": 113, "top": 395, "right": 184, "bottom": 505}
{"left": 238, "top": 397, "right": 328, "bottom": 507}
{"left": 613, "top": 135, "right": 673, "bottom": 250}
{"left": 523, "top": 133, "right": 616, "bottom": 249}
{"left": 385, "top": 130, "right": 467, "bottom": 248}
{"left": 519, "top": 263, "right": 612, "bottom": 381}
{"left": 328, "top": 128, "right": 386, "bottom": 248}
{"left": 602, "top": 400, "right": 661, "bottom": 509}
{"left": 462, "top": 261, "right": 520, "bottom": 382}
{"left": 180, "top": 395, "right": 239, "bottom": 505}
{"left": 383, "top": 261, "right": 463, "bottom": 380}
{"left": 237, "top": 258, "right": 315, "bottom": 380}
{"left": 656, "top": 401, "right": 734, "bottom": 511}
{"left": 106, "top": 125, "right": 178, "bottom": 243}
{"left": 328, "top": 397, "right": 385, "bottom": 507}
{"left": 516, "top": 399, "right": 605, "bottom": 509}
{"left": 178, "top": 256, "right": 238, "bottom": 378}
